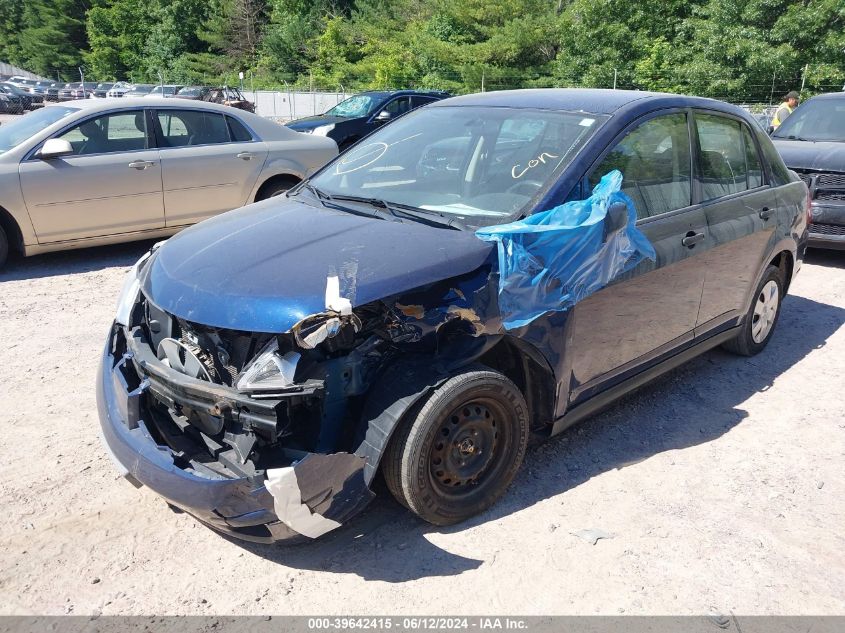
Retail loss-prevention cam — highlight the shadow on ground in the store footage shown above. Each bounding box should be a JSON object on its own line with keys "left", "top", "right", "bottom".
{"left": 0, "top": 239, "right": 157, "bottom": 282}
{"left": 236, "top": 294, "right": 845, "bottom": 582}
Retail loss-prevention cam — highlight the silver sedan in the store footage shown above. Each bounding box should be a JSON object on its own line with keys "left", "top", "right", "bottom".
{"left": 0, "top": 98, "right": 337, "bottom": 268}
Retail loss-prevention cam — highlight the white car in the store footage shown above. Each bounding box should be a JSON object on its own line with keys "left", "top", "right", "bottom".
{"left": 0, "top": 98, "right": 337, "bottom": 268}
{"left": 105, "top": 82, "right": 133, "bottom": 98}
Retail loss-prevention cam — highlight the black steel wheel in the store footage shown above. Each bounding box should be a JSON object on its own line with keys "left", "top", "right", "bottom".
{"left": 383, "top": 365, "right": 529, "bottom": 526}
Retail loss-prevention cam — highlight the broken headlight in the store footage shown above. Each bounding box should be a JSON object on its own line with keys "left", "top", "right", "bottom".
{"left": 237, "top": 339, "right": 301, "bottom": 393}
{"left": 311, "top": 123, "right": 335, "bottom": 137}
{"left": 115, "top": 251, "right": 152, "bottom": 326}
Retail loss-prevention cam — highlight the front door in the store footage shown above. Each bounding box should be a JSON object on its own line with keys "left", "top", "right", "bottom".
{"left": 19, "top": 109, "right": 164, "bottom": 243}
{"left": 566, "top": 111, "right": 714, "bottom": 407}
{"left": 153, "top": 109, "right": 268, "bottom": 226}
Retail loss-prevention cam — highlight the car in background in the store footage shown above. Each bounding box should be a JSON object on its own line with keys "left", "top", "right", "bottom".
{"left": 0, "top": 97, "right": 337, "bottom": 268}
{"left": 772, "top": 92, "right": 845, "bottom": 250}
{"left": 106, "top": 82, "right": 134, "bottom": 98}
{"left": 146, "top": 85, "right": 184, "bottom": 98}
{"left": 0, "top": 83, "right": 40, "bottom": 110}
{"left": 124, "top": 84, "right": 154, "bottom": 98}
{"left": 92, "top": 83, "right": 115, "bottom": 98}
{"left": 174, "top": 86, "right": 211, "bottom": 101}
{"left": 45, "top": 82, "right": 69, "bottom": 102}
{"left": 58, "top": 82, "right": 97, "bottom": 100}
{"left": 202, "top": 86, "right": 255, "bottom": 112}
{"left": 97, "top": 89, "right": 807, "bottom": 543}
{"left": 286, "top": 89, "right": 451, "bottom": 151}
{"left": 0, "top": 86, "right": 27, "bottom": 113}
{"left": 0, "top": 91, "right": 20, "bottom": 114}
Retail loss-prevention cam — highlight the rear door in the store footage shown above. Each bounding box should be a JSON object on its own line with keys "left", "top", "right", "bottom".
{"left": 567, "top": 110, "right": 716, "bottom": 406}
{"left": 692, "top": 111, "right": 776, "bottom": 333}
{"left": 19, "top": 108, "right": 164, "bottom": 243}
{"left": 153, "top": 108, "right": 268, "bottom": 226}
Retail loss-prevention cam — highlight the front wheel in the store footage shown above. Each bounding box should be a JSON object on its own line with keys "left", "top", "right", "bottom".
{"left": 722, "top": 264, "right": 784, "bottom": 356}
{"left": 382, "top": 366, "right": 529, "bottom": 526}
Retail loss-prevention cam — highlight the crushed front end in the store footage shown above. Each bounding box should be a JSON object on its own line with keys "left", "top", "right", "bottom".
{"left": 97, "top": 246, "right": 503, "bottom": 543}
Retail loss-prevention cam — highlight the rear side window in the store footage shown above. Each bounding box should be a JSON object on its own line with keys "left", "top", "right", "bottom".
{"left": 590, "top": 113, "right": 692, "bottom": 219}
{"left": 57, "top": 110, "right": 149, "bottom": 156}
{"left": 383, "top": 97, "right": 412, "bottom": 117}
{"left": 743, "top": 125, "right": 764, "bottom": 189}
{"left": 695, "top": 113, "right": 749, "bottom": 201}
{"left": 227, "top": 116, "right": 253, "bottom": 142}
{"left": 157, "top": 110, "right": 229, "bottom": 147}
{"left": 411, "top": 96, "right": 437, "bottom": 109}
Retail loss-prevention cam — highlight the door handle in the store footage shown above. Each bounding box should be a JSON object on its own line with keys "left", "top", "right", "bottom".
{"left": 759, "top": 207, "right": 774, "bottom": 221}
{"left": 236, "top": 152, "right": 254, "bottom": 160}
{"left": 682, "top": 231, "right": 705, "bottom": 248}
{"left": 128, "top": 160, "right": 154, "bottom": 170}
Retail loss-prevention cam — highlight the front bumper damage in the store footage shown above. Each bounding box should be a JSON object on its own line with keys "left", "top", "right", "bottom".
{"left": 97, "top": 324, "right": 374, "bottom": 543}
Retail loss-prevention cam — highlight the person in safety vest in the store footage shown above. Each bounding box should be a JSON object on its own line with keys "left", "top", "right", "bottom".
{"left": 772, "top": 91, "right": 800, "bottom": 129}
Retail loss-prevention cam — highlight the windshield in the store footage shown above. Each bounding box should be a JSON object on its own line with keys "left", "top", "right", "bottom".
{"left": 308, "top": 106, "right": 607, "bottom": 227}
{"left": 773, "top": 98, "right": 845, "bottom": 142}
{"left": 325, "top": 94, "right": 380, "bottom": 118}
{"left": 0, "top": 106, "right": 77, "bottom": 154}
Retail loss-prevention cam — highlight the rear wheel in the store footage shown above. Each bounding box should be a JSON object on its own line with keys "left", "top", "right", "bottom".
{"left": 722, "top": 264, "right": 784, "bottom": 356}
{"left": 382, "top": 366, "right": 529, "bottom": 526}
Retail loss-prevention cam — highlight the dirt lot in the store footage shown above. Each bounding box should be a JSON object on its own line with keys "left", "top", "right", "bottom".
{"left": 0, "top": 242, "right": 843, "bottom": 616}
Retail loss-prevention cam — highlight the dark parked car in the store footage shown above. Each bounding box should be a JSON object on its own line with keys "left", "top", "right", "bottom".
{"left": 174, "top": 85, "right": 211, "bottom": 100}
{"left": 286, "top": 89, "right": 450, "bottom": 150}
{"left": 98, "top": 89, "right": 808, "bottom": 544}
{"left": 92, "top": 82, "right": 115, "bottom": 98}
{"left": 0, "top": 83, "right": 39, "bottom": 110}
{"left": 771, "top": 92, "right": 845, "bottom": 250}
{"left": 0, "top": 86, "right": 27, "bottom": 113}
{"left": 58, "top": 82, "right": 96, "bottom": 100}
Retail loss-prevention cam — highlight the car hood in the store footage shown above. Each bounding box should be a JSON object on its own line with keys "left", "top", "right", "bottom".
{"left": 772, "top": 139, "right": 845, "bottom": 172}
{"left": 285, "top": 115, "right": 352, "bottom": 131}
{"left": 141, "top": 197, "right": 494, "bottom": 333}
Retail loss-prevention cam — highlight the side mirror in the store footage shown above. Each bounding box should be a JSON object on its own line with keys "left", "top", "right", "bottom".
{"left": 38, "top": 138, "right": 73, "bottom": 159}
{"left": 603, "top": 201, "right": 629, "bottom": 242}
{"left": 374, "top": 110, "right": 391, "bottom": 123}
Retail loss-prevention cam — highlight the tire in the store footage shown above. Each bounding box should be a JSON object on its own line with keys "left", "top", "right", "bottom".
{"left": 255, "top": 176, "right": 299, "bottom": 201}
{"left": 722, "top": 264, "right": 784, "bottom": 356}
{"left": 382, "top": 365, "right": 529, "bottom": 526}
{"left": 0, "top": 224, "right": 8, "bottom": 270}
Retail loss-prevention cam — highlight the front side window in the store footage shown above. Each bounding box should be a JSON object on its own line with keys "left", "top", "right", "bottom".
{"left": 157, "top": 110, "right": 229, "bottom": 147}
{"left": 308, "top": 106, "right": 607, "bottom": 227}
{"left": 591, "top": 113, "right": 692, "bottom": 218}
{"left": 696, "top": 114, "right": 748, "bottom": 202}
{"left": 56, "top": 110, "right": 149, "bottom": 156}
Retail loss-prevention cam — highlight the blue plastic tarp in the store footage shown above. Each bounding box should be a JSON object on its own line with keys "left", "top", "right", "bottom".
{"left": 476, "top": 170, "right": 656, "bottom": 330}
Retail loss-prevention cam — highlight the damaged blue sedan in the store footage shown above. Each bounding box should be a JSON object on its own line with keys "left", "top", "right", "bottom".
{"left": 98, "top": 89, "right": 809, "bottom": 543}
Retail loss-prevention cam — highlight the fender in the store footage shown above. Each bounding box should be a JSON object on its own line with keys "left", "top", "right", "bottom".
{"left": 248, "top": 157, "right": 309, "bottom": 202}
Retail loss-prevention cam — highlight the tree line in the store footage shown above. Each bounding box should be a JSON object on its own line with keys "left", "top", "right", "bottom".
{"left": 1, "top": 0, "right": 843, "bottom": 102}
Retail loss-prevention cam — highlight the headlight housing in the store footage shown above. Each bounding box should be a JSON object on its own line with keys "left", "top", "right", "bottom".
{"left": 114, "top": 242, "right": 164, "bottom": 326}
{"left": 237, "top": 339, "right": 301, "bottom": 393}
{"left": 312, "top": 123, "right": 335, "bottom": 136}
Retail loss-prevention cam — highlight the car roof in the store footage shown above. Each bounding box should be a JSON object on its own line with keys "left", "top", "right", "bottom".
{"left": 48, "top": 97, "right": 245, "bottom": 114}
{"left": 432, "top": 88, "right": 749, "bottom": 117}
{"left": 804, "top": 91, "right": 845, "bottom": 101}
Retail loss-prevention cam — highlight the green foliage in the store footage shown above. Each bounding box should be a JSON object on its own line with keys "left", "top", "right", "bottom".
{"left": 1, "top": 0, "right": 842, "bottom": 101}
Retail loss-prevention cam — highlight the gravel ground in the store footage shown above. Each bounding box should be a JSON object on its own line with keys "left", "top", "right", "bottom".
{"left": 0, "top": 242, "right": 843, "bottom": 616}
